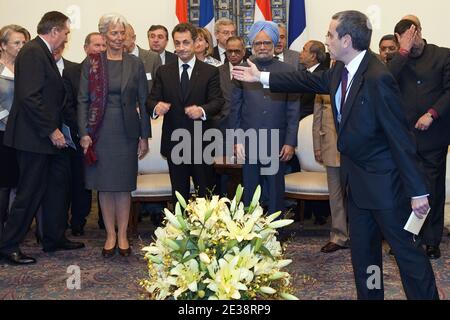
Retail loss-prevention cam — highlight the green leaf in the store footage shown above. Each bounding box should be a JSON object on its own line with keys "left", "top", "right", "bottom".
{"left": 254, "top": 237, "right": 263, "bottom": 252}
{"left": 234, "top": 184, "right": 243, "bottom": 206}
{"left": 259, "top": 245, "right": 275, "bottom": 260}
{"left": 198, "top": 238, "right": 205, "bottom": 252}
{"left": 175, "top": 191, "right": 187, "bottom": 209}
{"left": 226, "top": 239, "right": 238, "bottom": 251}
{"left": 181, "top": 253, "right": 199, "bottom": 264}
{"left": 204, "top": 209, "right": 213, "bottom": 222}
{"left": 249, "top": 185, "right": 261, "bottom": 209}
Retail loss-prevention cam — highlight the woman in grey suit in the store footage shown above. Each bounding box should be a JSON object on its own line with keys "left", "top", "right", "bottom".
{"left": 78, "top": 14, "right": 150, "bottom": 257}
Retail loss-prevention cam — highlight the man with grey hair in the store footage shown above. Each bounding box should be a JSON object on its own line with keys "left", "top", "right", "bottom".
{"left": 228, "top": 21, "right": 300, "bottom": 215}
{"left": 213, "top": 18, "right": 251, "bottom": 64}
{"left": 1, "top": 11, "right": 85, "bottom": 265}
{"left": 274, "top": 23, "right": 301, "bottom": 70}
{"left": 232, "top": 10, "right": 438, "bottom": 300}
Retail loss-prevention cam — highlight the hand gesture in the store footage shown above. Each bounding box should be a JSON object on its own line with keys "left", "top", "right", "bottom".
{"left": 155, "top": 101, "right": 171, "bottom": 116}
{"left": 80, "top": 135, "right": 92, "bottom": 155}
{"left": 415, "top": 113, "right": 433, "bottom": 131}
{"left": 411, "top": 196, "right": 430, "bottom": 219}
{"left": 49, "top": 129, "right": 67, "bottom": 149}
{"left": 231, "top": 59, "right": 261, "bottom": 83}
{"left": 185, "top": 105, "right": 204, "bottom": 120}
{"left": 395, "top": 25, "right": 417, "bottom": 52}
{"left": 279, "top": 145, "right": 295, "bottom": 162}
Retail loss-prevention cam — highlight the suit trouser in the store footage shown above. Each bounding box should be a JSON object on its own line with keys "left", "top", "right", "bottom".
{"left": 0, "top": 150, "right": 70, "bottom": 254}
{"left": 167, "top": 158, "right": 215, "bottom": 204}
{"left": 243, "top": 161, "right": 286, "bottom": 214}
{"left": 347, "top": 191, "right": 439, "bottom": 300}
{"left": 68, "top": 146, "right": 92, "bottom": 229}
{"left": 418, "top": 147, "right": 447, "bottom": 247}
{"left": 326, "top": 166, "right": 348, "bottom": 246}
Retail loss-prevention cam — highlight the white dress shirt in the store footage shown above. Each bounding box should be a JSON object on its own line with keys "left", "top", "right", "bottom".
{"left": 56, "top": 58, "right": 64, "bottom": 76}
{"left": 130, "top": 45, "right": 139, "bottom": 57}
{"left": 307, "top": 63, "right": 321, "bottom": 73}
{"left": 160, "top": 51, "right": 166, "bottom": 65}
{"left": 218, "top": 46, "right": 227, "bottom": 64}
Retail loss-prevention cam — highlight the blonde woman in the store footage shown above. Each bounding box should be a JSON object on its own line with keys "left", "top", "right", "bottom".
{"left": 194, "top": 28, "right": 222, "bottom": 67}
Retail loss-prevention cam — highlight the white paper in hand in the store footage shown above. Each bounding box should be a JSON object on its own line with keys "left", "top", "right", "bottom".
{"left": 404, "top": 208, "right": 431, "bottom": 235}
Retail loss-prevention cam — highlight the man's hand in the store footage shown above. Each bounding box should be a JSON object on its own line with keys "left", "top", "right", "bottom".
{"left": 279, "top": 145, "right": 295, "bottom": 162}
{"left": 231, "top": 59, "right": 261, "bottom": 83}
{"left": 234, "top": 144, "right": 246, "bottom": 161}
{"left": 411, "top": 196, "right": 430, "bottom": 219}
{"left": 314, "top": 150, "right": 323, "bottom": 163}
{"left": 155, "top": 101, "right": 171, "bottom": 116}
{"left": 80, "top": 135, "right": 92, "bottom": 155}
{"left": 185, "top": 105, "right": 204, "bottom": 120}
{"left": 138, "top": 138, "right": 149, "bottom": 160}
{"left": 49, "top": 129, "right": 67, "bottom": 149}
{"left": 415, "top": 113, "right": 433, "bottom": 131}
{"left": 395, "top": 24, "right": 417, "bottom": 52}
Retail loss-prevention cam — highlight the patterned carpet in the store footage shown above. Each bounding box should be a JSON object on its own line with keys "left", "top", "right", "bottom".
{"left": 0, "top": 213, "right": 448, "bottom": 300}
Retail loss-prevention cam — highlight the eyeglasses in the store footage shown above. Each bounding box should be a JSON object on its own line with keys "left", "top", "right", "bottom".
{"left": 219, "top": 31, "right": 235, "bottom": 36}
{"left": 253, "top": 40, "right": 273, "bottom": 48}
{"left": 226, "top": 49, "right": 243, "bottom": 55}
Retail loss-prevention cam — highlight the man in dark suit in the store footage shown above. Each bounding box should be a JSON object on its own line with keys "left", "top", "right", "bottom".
{"left": 299, "top": 40, "right": 329, "bottom": 120}
{"left": 148, "top": 25, "right": 177, "bottom": 66}
{"left": 229, "top": 21, "right": 300, "bottom": 214}
{"left": 0, "top": 11, "right": 84, "bottom": 265}
{"left": 274, "top": 23, "right": 301, "bottom": 70}
{"left": 148, "top": 23, "right": 224, "bottom": 203}
{"left": 232, "top": 10, "right": 438, "bottom": 300}
{"left": 62, "top": 32, "right": 106, "bottom": 236}
{"left": 124, "top": 24, "right": 162, "bottom": 93}
{"left": 388, "top": 18, "right": 450, "bottom": 259}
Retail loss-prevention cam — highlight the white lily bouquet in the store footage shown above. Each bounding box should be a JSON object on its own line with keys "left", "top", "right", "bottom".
{"left": 140, "top": 185, "right": 298, "bottom": 300}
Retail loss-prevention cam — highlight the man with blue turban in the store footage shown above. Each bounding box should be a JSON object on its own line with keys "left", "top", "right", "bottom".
{"left": 228, "top": 21, "right": 300, "bottom": 216}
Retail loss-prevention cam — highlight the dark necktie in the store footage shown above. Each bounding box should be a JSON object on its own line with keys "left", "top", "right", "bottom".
{"left": 180, "top": 64, "right": 189, "bottom": 99}
{"left": 340, "top": 67, "right": 349, "bottom": 112}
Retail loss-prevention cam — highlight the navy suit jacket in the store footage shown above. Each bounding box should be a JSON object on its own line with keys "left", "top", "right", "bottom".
{"left": 270, "top": 51, "right": 427, "bottom": 210}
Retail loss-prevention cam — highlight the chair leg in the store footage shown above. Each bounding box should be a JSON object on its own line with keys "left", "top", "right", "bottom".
{"left": 128, "top": 201, "right": 140, "bottom": 237}
{"left": 297, "top": 200, "right": 305, "bottom": 227}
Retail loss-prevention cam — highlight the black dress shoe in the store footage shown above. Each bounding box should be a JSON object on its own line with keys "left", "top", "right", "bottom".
{"left": 43, "top": 240, "right": 85, "bottom": 253}
{"left": 426, "top": 245, "right": 441, "bottom": 259}
{"left": 1, "top": 251, "right": 36, "bottom": 265}
{"left": 118, "top": 247, "right": 131, "bottom": 257}
{"left": 71, "top": 226, "right": 85, "bottom": 236}
{"left": 321, "top": 242, "right": 348, "bottom": 253}
{"left": 102, "top": 247, "right": 116, "bottom": 258}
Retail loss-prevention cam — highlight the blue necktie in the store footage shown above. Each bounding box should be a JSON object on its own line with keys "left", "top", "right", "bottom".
{"left": 181, "top": 64, "right": 189, "bottom": 99}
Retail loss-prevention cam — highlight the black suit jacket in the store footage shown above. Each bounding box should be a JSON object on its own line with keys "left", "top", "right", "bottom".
{"left": 147, "top": 59, "right": 224, "bottom": 158}
{"left": 270, "top": 51, "right": 427, "bottom": 209}
{"left": 299, "top": 63, "right": 329, "bottom": 120}
{"left": 4, "top": 36, "right": 66, "bottom": 155}
{"left": 164, "top": 50, "right": 178, "bottom": 65}
{"left": 388, "top": 43, "right": 450, "bottom": 151}
{"left": 62, "top": 62, "right": 81, "bottom": 133}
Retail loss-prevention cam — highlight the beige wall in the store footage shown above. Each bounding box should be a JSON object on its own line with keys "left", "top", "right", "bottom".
{"left": 0, "top": 0, "right": 448, "bottom": 62}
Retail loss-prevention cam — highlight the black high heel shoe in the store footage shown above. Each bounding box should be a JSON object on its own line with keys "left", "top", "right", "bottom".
{"left": 102, "top": 239, "right": 117, "bottom": 258}
{"left": 118, "top": 246, "right": 131, "bottom": 257}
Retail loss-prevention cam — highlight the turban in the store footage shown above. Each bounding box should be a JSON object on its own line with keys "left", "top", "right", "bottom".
{"left": 248, "top": 21, "right": 280, "bottom": 45}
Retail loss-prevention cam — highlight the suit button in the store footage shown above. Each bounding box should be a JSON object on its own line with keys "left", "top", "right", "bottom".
{"left": 417, "top": 80, "right": 422, "bottom": 85}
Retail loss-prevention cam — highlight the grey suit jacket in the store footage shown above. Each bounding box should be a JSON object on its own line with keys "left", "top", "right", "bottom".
{"left": 77, "top": 52, "right": 151, "bottom": 140}
{"left": 138, "top": 46, "right": 162, "bottom": 93}
{"left": 215, "top": 63, "right": 232, "bottom": 129}
{"left": 282, "top": 49, "right": 301, "bottom": 70}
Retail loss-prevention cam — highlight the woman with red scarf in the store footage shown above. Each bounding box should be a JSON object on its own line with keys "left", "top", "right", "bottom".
{"left": 78, "top": 13, "right": 150, "bottom": 258}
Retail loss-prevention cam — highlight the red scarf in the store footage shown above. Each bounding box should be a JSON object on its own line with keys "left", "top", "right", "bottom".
{"left": 85, "top": 53, "right": 108, "bottom": 166}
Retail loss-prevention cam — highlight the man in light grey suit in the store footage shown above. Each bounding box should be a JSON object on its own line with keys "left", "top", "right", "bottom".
{"left": 124, "top": 24, "right": 162, "bottom": 93}
{"left": 275, "top": 23, "right": 301, "bottom": 70}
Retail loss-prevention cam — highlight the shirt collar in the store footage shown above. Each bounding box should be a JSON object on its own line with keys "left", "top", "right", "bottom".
{"left": 276, "top": 52, "right": 284, "bottom": 62}
{"left": 131, "top": 45, "right": 139, "bottom": 57}
{"left": 178, "top": 56, "right": 196, "bottom": 70}
{"left": 56, "top": 58, "right": 64, "bottom": 76}
{"left": 39, "top": 35, "right": 53, "bottom": 53}
{"left": 345, "top": 50, "right": 366, "bottom": 80}
{"left": 218, "top": 46, "right": 226, "bottom": 56}
{"left": 308, "top": 63, "right": 320, "bottom": 73}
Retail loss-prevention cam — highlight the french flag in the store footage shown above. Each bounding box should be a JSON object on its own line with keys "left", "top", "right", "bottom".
{"left": 254, "top": 0, "right": 272, "bottom": 22}
{"left": 288, "top": 0, "right": 308, "bottom": 51}
{"left": 199, "top": 0, "right": 216, "bottom": 46}
{"left": 176, "top": 0, "right": 188, "bottom": 23}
